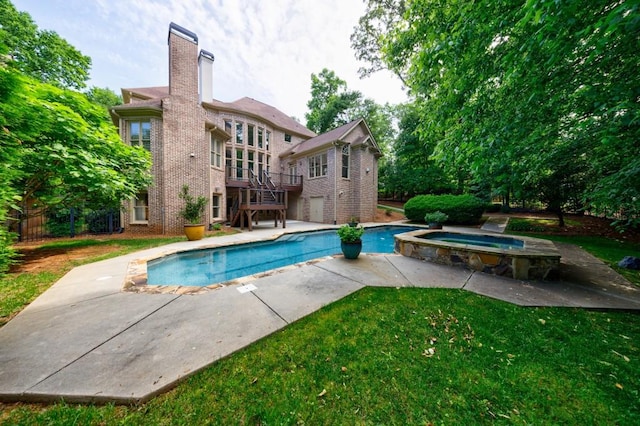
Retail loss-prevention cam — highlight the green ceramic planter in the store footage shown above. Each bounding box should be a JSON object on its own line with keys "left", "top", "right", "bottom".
{"left": 341, "top": 241, "right": 362, "bottom": 259}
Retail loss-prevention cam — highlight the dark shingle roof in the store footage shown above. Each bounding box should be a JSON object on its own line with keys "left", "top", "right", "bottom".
{"left": 205, "top": 97, "right": 315, "bottom": 138}
{"left": 122, "top": 86, "right": 169, "bottom": 103}
{"left": 120, "top": 88, "right": 315, "bottom": 138}
{"left": 280, "top": 119, "right": 364, "bottom": 157}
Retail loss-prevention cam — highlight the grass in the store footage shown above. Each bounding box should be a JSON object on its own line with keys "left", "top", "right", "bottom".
{"left": 2, "top": 288, "right": 639, "bottom": 424}
{"left": 377, "top": 203, "right": 404, "bottom": 214}
{"left": 2, "top": 228, "right": 640, "bottom": 423}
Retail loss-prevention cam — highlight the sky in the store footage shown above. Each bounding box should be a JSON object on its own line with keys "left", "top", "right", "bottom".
{"left": 12, "top": 0, "right": 408, "bottom": 121}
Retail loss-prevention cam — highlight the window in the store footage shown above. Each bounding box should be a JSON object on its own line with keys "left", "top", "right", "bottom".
{"left": 266, "top": 131, "right": 270, "bottom": 151}
{"left": 284, "top": 133, "right": 291, "bottom": 143}
{"left": 235, "top": 122, "right": 244, "bottom": 144}
{"left": 289, "top": 164, "right": 298, "bottom": 184}
{"left": 248, "top": 151, "right": 255, "bottom": 175}
{"left": 130, "top": 121, "right": 151, "bottom": 151}
{"left": 308, "top": 153, "right": 328, "bottom": 178}
{"left": 341, "top": 145, "right": 350, "bottom": 179}
{"left": 225, "top": 147, "right": 232, "bottom": 178}
{"left": 211, "top": 194, "right": 221, "bottom": 219}
{"left": 210, "top": 134, "right": 222, "bottom": 168}
{"left": 247, "top": 124, "right": 255, "bottom": 146}
{"left": 258, "top": 152, "right": 264, "bottom": 177}
{"left": 235, "top": 149, "right": 244, "bottom": 179}
{"left": 132, "top": 191, "right": 148, "bottom": 223}
{"left": 266, "top": 154, "right": 271, "bottom": 172}
{"left": 224, "top": 119, "right": 232, "bottom": 134}
{"left": 258, "top": 128, "right": 263, "bottom": 149}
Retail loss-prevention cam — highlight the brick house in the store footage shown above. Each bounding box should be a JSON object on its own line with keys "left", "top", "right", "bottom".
{"left": 111, "top": 23, "right": 381, "bottom": 234}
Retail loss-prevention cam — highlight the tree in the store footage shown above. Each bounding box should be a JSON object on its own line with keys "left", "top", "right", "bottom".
{"left": 0, "top": 0, "right": 91, "bottom": 89}
{"left": 305, "top": 68, "right": 362, "bottom": 133}
{"left": 358, "top": 0, "right": 640, "bottom": 228}
{"left": 0, "top": 10, "right": 151, "bottom": 274}
{"left": 351, "top": 0, "right": 408, "bottom": 85}
{"left": 2, "top": 73, "right": 152, "bottom": 209}
{"left": 0, "top": 41, "right": 21, "bottom": 273}
{"left": 85, "top": 86, "right": 122, "bottom": 110}
{"left": 382, "top": 103, "right": 454, "bottom": 200}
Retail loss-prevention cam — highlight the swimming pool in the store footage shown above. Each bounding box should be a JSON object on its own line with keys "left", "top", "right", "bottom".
{"left": 146, "top": 225, "right": 418, "bottom": 287}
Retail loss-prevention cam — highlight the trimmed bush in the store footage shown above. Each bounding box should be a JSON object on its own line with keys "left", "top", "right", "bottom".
{"left": 404, "top": 194, "right": 485, "bottom": 224}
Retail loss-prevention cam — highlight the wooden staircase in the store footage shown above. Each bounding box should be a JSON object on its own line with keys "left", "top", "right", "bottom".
{"left": 228, "top": 170, "right": 289, "bottom": 231}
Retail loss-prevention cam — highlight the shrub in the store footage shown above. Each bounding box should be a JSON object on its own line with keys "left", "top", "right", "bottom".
{"left": 337, "top": 224, "right": 365, "bottom": 243}
{"left": 485, "top": 203, "right": 502, "bottom": 213}
{"left": 178, "top": 185, "right": 207, "bottom": 224}
{"left": 424, "top": 211, "right": 449, "bottom": 224}
{"left": 404, "top": 194, "right": 485, "bottom": 224}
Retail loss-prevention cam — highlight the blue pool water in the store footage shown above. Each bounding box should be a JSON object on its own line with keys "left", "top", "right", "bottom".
{"left": 147, "top": 225, "right": 418, "bottom": 287}
{"left": 421, "top": 232, "right": 524, "bottom": 250}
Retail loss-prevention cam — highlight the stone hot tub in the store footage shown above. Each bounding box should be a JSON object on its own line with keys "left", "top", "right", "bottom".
{"left": 394, "top": 229, "right": 560, "bottom": 280}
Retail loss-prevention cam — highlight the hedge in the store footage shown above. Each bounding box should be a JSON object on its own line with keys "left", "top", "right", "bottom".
{"left": 404, "top": 194, "right": 486, "bottom": 224}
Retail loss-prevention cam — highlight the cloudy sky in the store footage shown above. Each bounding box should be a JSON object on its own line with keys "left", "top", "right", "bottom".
{"left": 12, "top": 0, "right": 408, "bottom": 121}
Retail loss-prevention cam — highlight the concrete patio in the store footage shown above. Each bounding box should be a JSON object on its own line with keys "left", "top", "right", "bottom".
{"left": 1, "top": 221, "right": 639, "bottom": 404}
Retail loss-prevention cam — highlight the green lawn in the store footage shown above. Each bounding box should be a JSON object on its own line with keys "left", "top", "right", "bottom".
{"left": 1, "top": 231, "right": 640, "bottom": 424}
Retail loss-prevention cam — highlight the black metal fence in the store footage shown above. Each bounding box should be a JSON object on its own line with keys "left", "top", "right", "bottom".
{"left": 10, "top": 206, "right": 122, "bottom": 242}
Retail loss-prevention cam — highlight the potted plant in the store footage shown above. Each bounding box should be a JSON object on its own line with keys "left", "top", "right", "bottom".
{"left": 337, "top": 224, "right": 365, "bottom": 259}
{"left": 178, "top": 185, "right": 208, "bottom": 240}
{"left": 348, "top": 216, "right": 360, "bottom": 227}
{"left": 424, "top": 211, "right": 448, "bottom": 229}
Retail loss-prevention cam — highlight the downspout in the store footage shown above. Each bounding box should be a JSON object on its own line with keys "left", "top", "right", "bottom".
{"left": 334, "top": 141, "right": 338, "bottom": 225}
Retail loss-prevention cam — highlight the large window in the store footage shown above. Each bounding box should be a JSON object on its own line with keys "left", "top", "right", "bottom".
{"left": 132, "top": 191, "right": 148, "bottom": 223}
{"left": 258, "top": 152, "right": 264, "bottom": 177}
{"left": 341, "top": 145, "right": 350, "bottom": 179}
{"left": 210, "top": 134, "right": 223, "bottom": 168}
{"left": 258, "top": 128, "right": 263, "bottom": 148}
{"left": 235, "top": 149, "right": 244, "bottom": 179}
{"left": 308, "top": 153, "right": 328, "bottom": 178}
{"left": 235, "top": 122, "right": 244, "bottom": 144}
{"left": 248, "top": 151, "right": 255, "bottom": 176}
{"left": 211, "top": 194, "right": 221, "bottom": 219}
{"left": 247, "top": 124, "right": 255, "bottom": 146}
{"left": 130, "top": 121, "right": 151, "bottom": 151}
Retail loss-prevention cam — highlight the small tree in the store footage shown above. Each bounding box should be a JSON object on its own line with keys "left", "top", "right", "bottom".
{"left": 178, "top": 185, "right": 207, "bottom": 224}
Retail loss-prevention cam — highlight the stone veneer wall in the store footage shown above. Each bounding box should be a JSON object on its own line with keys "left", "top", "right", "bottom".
{"left": 395, "top": 236, "right": 560, "bottom": 280}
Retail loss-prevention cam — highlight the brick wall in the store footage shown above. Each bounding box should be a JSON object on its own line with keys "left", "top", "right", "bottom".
{"left": 162, "top": 31, "right": 210, "bottom": 234}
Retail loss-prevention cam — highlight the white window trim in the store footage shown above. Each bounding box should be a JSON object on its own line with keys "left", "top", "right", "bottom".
{"left": 308, "top": 152, "right": 328, "bottom": 179}
{"left": 131, "top": 192, "right": 149, "bottom": 224}
{"left": 341, "top": 144, "right": 350, "bottom": 179}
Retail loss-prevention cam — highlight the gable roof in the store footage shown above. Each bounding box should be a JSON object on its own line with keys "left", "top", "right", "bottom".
{"left": 280, "top": 118, "right": 381, "bottom": 158}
